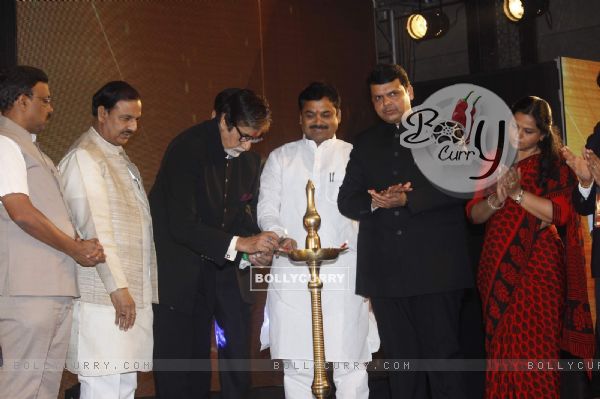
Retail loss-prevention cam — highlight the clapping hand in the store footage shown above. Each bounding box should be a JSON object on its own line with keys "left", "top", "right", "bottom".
{"left": 497, "top": 166, "right": 521, "bottom": 200}
{"left": 583, "top": 149, "right": 600, "bottom": 185}
{"left": 368, "top": 182, "right": 412, "bottom": 209}
{"left": 562, "top": 146, "right": 593, "bottom": 186}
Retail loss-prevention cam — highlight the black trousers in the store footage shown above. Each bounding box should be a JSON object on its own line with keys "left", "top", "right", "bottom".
{"left": 371, "top": 290, "right": 466, "bottom": 399}
{"left": 587, "top": 278, "right": 600, "bottom": 397}
{"left": 153, "top": 266, "right": 252, "bottom": 399}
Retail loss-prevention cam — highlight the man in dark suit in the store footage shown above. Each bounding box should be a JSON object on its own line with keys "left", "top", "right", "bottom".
{"left": 149, "top": 89, "right": 279, "bottom": 399}
{"left": 564, "top": 120, "right": 600, "bottom": 397}
{"left": 569, "top": 122, "right": 600, "bottom": 272}
{"left": 338, "top": 64, "right": 473, "bottom": 398}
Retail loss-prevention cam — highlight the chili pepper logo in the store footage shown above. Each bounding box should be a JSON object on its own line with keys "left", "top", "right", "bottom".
{"left": 432, "top": 91, "right": 481, "bottom": 146}
{"left": 452, "top": 90, "right": 481, "bottom": 143}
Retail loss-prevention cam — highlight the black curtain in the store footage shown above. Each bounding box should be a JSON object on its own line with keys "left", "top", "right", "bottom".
{"left": 413, "top": 61, "right": 562, "bottom": 140}
{"left": 0, "top": 0, "right": 17, "bottom": 69}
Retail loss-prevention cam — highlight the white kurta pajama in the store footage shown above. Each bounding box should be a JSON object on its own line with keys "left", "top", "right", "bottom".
{"left": 59, "top": 128, "right": 158, "bottom": 398}
{"left": 258, "top": 136, "right": 379, "bottom": 398}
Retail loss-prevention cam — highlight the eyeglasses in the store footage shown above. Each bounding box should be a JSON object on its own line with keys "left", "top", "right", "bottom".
{"left": 28, "top": 95, "right": 52, "bottom": 106}
{"left": 234, "top": 125, "right": 264, "bottom": 144}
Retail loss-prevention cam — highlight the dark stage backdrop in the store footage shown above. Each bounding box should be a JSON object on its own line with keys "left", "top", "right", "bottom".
{"left": 412, "top": 61, "right": 563, "bottom": 140}
{"left": 16, "top": 1, "right": 376, "bottom": 191}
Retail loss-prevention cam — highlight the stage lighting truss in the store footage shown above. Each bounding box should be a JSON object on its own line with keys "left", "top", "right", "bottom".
{"left": 406, "top": 9, "right": 449, "bottom": 41}
{"left": 503, "top": 0, "right": 550, "bottom": 22}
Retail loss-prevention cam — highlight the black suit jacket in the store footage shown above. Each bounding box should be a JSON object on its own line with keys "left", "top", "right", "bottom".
{"left": 338, "top": 122, "right": 473, "bottom": 298}
{"left": 149, "top": 119, "right": 261, "bottom": 313}
{"left": 572, "top": 122, "right": 600, "bottom": 278}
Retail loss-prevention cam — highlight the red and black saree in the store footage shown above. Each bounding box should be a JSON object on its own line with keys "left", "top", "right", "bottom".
{"left": 466, "top": 154, "right": 594, "bottom": 399}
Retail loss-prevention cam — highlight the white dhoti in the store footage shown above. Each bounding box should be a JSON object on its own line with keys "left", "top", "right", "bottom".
{"left": 79, "top": 372, "right": 137, "bottom": 399}
{"left": 283, "top": 359, "right": 369, "bottom": 399}
{"left": 66, "top": 301, "right": 153, "bottom": 377}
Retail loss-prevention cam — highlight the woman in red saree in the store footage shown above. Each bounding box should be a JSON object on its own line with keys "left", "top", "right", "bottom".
{"left": 466, "top": 96, "right": 594, "bottom": 398}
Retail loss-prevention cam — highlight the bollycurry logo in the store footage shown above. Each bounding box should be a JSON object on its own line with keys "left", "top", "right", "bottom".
{"left": 249, "top": 265, "right": 350, "bottom": 291}
{"left": 401, "top": 83, "right": 518, "bottom": 198}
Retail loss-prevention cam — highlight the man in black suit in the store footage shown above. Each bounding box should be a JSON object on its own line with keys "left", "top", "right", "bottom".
{"left": 338, "top": 64, "right": 473, "bottom": 398}
{"left": 568, "top": 122, "right": 600, "bottom": 274}
{"left": 149, "top": 89, "right": 280, "bottom": 399}
{"left": 564, "top": 120, "right": 600, "bottom": 397}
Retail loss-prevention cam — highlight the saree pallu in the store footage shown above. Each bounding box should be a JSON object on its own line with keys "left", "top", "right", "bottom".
{"left": 466, "top": 155, "right": 594, "bottom": 399}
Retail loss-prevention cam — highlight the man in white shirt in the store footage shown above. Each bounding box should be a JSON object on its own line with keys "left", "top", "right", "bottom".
{"left": 0, "top": 65, "right": 104, "bottom": 399}
{"left": 258, "top": 82, "right": 379, "bottom": 398}
{"left": 59, "top": 81, "right": 158, "bottom": 399}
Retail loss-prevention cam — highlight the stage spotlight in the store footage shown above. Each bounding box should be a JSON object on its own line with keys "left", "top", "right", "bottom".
{"left": 503, "top": 0, "right": 549, "bottom": 22}
{"left": 406, "top": 10, "right": 449, "bottom": 41}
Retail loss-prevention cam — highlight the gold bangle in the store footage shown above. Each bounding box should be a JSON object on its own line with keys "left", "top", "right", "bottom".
{"left": 487, "top": 194, "right": 504, "bottom": 210}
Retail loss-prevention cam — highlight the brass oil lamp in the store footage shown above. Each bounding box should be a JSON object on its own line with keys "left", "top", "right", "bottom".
{"left": 287, "top": 180, "right": 346, "bottom": 399}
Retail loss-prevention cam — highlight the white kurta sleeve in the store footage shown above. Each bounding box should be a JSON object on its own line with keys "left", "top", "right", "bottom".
{"left": 0, "top": 136, "right": 29, "bottom": 197}
{"left": 257, "top": 149, "right": 286, "bottom": 236}
{"left": 59, "top": 149, "right": 128, "bottom": 294}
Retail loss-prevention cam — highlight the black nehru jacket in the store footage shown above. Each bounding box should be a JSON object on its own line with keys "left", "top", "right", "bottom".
{"left": 338, "top": 122, "right": 474, "bottom": 298}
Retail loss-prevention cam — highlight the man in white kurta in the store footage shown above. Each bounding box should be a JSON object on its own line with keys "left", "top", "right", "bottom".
{"left": 258, "top": 82, "right": 379, "bottom": 398}
{"left": 59, "top": 81, "right": 158, "bottom": 399}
